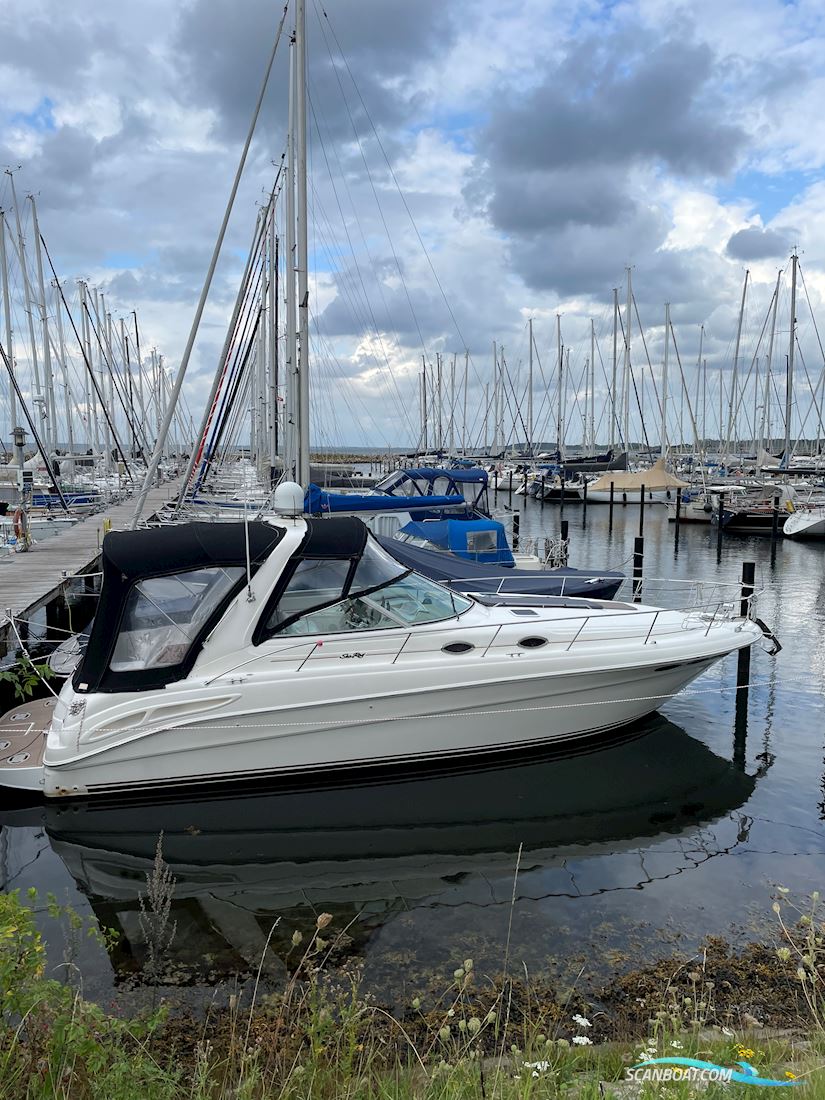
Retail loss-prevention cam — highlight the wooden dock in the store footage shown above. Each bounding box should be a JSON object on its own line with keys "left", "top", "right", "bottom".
{"left": 0, "top": 482, "right": 179, "bottom": 622}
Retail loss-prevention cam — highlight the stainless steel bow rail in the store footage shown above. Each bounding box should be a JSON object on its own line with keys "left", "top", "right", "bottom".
{"left": 197, "top": 587, "right": 770, "bottom": 686}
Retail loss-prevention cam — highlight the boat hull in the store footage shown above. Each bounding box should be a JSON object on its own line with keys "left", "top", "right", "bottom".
{"left": 783, "top": 510, "right": 825, "bottom": 539}
{"left": 29, "top": 650, "right": 745, "bottom": 798}
{"left": 720, "top": 508, "right": 788, "bottom": 535}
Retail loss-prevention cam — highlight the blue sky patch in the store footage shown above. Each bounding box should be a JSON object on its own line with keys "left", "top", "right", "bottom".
{"left": 716, "top": 168, "right": 816, "bottom": 223}
{"left": 10, "top": 97, "right": 56, "bottom": 133}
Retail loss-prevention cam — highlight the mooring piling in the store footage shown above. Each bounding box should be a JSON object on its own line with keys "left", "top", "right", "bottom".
{"left": 608, "top": 481, "right": 615, "bottom": 535}
{"left": 674, "top": 487, "right": 682, "bottom": 554}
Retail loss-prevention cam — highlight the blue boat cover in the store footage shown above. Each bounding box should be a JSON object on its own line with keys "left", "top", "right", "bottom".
{"left": 377, "top": 535, "right": 624, "bottom": 601}
{"left": 399, "top": 466, "right": 488, "bottom": 485}
{"left": 399, "top": 518, "right": 514, "bottom": 565}
{"left": 304, "top": 484, "right": 466, "bottom": 514}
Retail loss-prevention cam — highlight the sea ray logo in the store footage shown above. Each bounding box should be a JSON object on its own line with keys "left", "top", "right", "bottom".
{"left": 628, "top": 1057, "right": 801, "bottom": 1087}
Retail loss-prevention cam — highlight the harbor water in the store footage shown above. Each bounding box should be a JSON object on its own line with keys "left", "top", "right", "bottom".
{"left": 0, "top": 494, "right": 823, "bottom": 1004}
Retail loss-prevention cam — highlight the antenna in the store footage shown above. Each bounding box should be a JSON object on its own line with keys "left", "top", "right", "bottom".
{"left": 244, "top": 483, "right": 255, "bottom": 602}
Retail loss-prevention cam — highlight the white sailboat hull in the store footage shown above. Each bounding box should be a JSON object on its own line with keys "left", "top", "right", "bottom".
{"left": 783, "top": 508, "right": 825, "bottom": 539}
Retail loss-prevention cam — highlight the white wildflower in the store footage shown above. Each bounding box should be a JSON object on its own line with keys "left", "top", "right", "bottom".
{"left": 524, "top": 1060, "right": 550, "bottom": 1073}
{"left": 572, "top": 1035, "right": 593, "bottom": 1046}
{"left": 572, "top": 1013, "right": 592, "bottom": 1028}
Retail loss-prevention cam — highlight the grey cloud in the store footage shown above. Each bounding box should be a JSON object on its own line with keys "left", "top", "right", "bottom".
{"left": 486, "top": 166, "right": 636, "bottom": 233}
{"left": 726, "top": 225, "right": 792, "bottom": 260}
{"left": 174, "top": 0, "right": 457, "bottom": 146}
{"left": 462, "top": 21, "right": 751, "bottom": 307}
{"left": 0, "top": 10, "right": 108, "bottom": 91}
{"left": 480, "top": 33, "right": 745, "bottom": 178}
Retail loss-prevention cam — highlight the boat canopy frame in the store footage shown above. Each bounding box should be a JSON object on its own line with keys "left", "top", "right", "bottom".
{"left": 74, "top": 521, "right": 285, "bottom": 695}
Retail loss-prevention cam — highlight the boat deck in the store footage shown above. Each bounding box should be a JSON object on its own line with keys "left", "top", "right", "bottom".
{"left": 0, "top": 696, "right": 54, "bottom": 767}
{"left": 0, "top": 482, "right": 178, "bottom": 621}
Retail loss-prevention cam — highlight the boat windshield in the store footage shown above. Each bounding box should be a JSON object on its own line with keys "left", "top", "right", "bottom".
{"left": 110, "top": 566, "right": 244, "bottom": 672}
{"left": 260, "top": 535, "right": 472, "bottom": 638}
{"left": 277, "top": 571, "right": 473, "bottom": 636}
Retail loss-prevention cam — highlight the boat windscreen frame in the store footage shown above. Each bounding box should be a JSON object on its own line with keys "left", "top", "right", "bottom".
{"left": 74, "top": 521, "right": 285, "bottom": 694}
{"left": 252, "top": 517, "right": 422, "bottom": 642}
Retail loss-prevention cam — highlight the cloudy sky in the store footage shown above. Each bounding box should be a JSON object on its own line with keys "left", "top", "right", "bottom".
{"left": 2, "top": 0, "right": 824, "bottom": 450}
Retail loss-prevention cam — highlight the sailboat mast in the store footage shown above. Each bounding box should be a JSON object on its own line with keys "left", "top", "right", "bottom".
{"left": 268, "top": 208, "right": 278, "bottom": 480}
{"left": 491, "top": 342, "right": 498, "bottom": 454}
{"left": 7, "top": 172, "right": 44, "bottom": 409}
{"left": 436, "top": 353, "right": 443, "bottom": 451}
{"left": 462, "top": 349, "right": 468, "bottom": 457}
{"left": 0, "top": 212, "right": 18, "bottom": 435}
{"left": 785, "top": 251, "right": 798, "bottom": 468}
{"left": 295, "top": 0, "right": 310, "bottom": 488}
{"left": 449, "top": 353, "right": 456, "bottom": 453}
{"left": 528, "top": 317, "right": 534, "bottom": 458}
{"left": 623, "top": 268, "right": 632, "bottom": 450}
{"left": 661, "top": 302, "right": 670, "bottom": 458}
{"left": 611, "top": 288, "right": 618, "bottom": 451}
{"left": 760, "top": 269, "right": 781, "bottom": 455}
{"left": 422, "top": 356, "right": 429, "bottom": 451}
{"left": 696, "top": 325, "right": 704, "bottom": 457}
{"left": 589, "top": 319, "right": 596, "bottom": 454}
{"left": 29, "top": 197, "right": 57, "bottom": 459}
{"left": 725, "top": 268, "right": 749, "bottom": 457}
{"left": 56, "top": 283, "right": 75, "bottom": 457}
{"left": 556, "top": 314, "right": 562, "bottom": 457}
{"left": 284, "top": 33, "right": 298, "bottom": 480}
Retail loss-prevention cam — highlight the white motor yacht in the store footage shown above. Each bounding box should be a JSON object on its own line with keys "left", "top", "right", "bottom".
{"left": 0, "top": 513, "right": 764, "bottom": 800}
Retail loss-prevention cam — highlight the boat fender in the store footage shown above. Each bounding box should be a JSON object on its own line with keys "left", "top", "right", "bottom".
{"left": 13, "top": 509, "right": 24, "bottom": 539}
{"left": 703, "top": 503, "right": 713, "bottom": 513}
{"left": 754, "top": 617, "right": 781, "bottom": 656}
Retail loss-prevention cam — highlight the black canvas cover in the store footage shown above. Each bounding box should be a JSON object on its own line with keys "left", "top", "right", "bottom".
{"left": 299, "top": 517, "right": 368, "bottom": 558}
{"left": 75, "top": 521, "right": 284, "bottom": 694}
{"left": 377, "top": 535, "right": 623, "bottom": 600}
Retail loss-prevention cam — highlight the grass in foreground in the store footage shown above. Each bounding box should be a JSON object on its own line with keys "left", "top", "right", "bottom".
{"left": 1, "top": 885, "right": 824, "bottom": 1098}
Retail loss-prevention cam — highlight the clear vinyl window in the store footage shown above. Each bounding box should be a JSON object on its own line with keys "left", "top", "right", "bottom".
{"left": 465, "top": 530, "right": 498, "bottom": 554}
{"left": 109, "top": 566, "right": 244, "bottom": 672}
{"left": 262, "top": 557, "right": 353, "bottom": 634}
{"left": 277, "top": 571, "right": 472, "bottom": 636}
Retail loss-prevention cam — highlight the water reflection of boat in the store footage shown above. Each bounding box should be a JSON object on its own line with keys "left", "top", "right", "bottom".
{"left": 1, "top": 717, "right": 756, "bottom": 976}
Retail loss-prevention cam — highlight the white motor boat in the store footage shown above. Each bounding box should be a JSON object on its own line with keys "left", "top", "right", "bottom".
{"left": 0, "top": 514, "right": 764, "bottom": 800}
{"left": 784, "top": 503, "right": 825, "bottom": 539}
